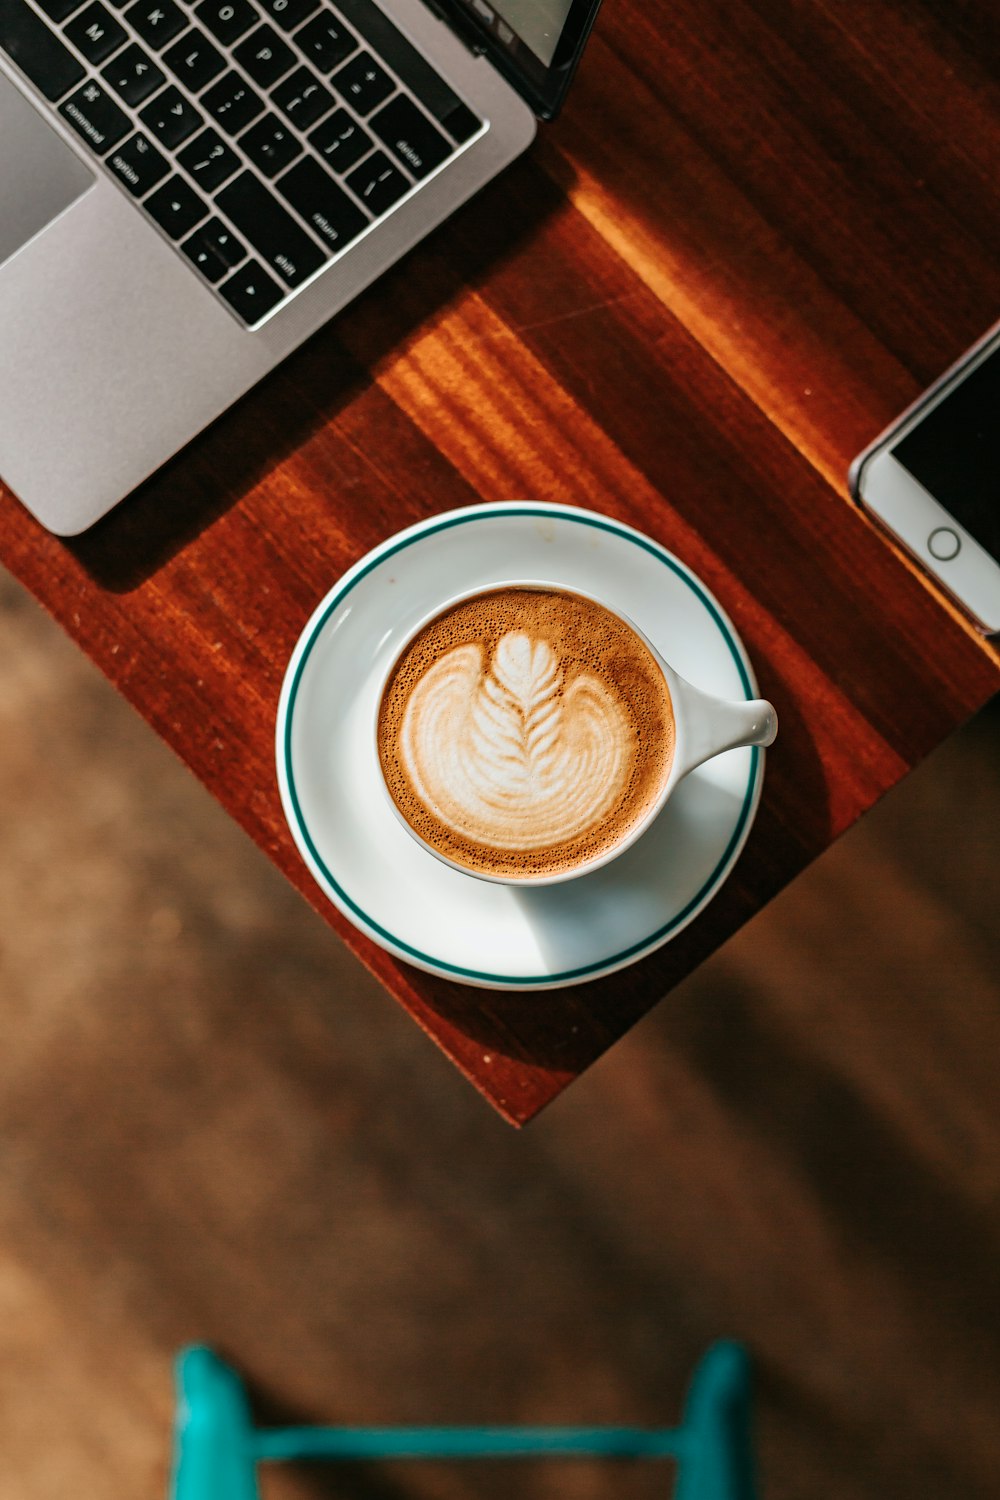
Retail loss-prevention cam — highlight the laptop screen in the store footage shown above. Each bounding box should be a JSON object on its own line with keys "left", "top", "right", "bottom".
{"left": 487, "top": 0, "right": 575, "bottom": 67}
{"left": 442, "top": 0, "right": 603, "bottom": 119}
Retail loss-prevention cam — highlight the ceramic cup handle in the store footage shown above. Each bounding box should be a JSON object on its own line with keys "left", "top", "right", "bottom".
{"left": 670, "top": 674, "right": 778, "bottom": 779}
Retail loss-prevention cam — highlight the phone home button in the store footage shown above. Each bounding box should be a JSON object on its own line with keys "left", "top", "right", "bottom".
{"left": 928, "top": 526, "right": 961, "bottom": 562}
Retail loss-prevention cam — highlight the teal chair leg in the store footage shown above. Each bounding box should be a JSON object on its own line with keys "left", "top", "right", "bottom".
{"left": 674, "top": 1341, "right": 757, "bottom": 1500}
{"left": 171, "top": 1347, "right": 259, "bottom": 1500}
{"left": 169, "top": 1342, "right": 757, "bottom": 1500}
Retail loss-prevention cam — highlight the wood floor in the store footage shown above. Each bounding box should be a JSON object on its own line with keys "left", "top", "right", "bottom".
{"left": 1, "top": 569, "right": 998, "bottom": 1500}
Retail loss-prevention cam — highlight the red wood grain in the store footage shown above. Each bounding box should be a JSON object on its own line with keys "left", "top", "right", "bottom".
{"left": 2, "top": 0, "right": 998, "bottom": 1122}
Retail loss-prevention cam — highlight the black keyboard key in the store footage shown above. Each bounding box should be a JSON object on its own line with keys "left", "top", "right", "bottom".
{"left": 439, "top": 99, "right": 479, "bottom": 145}
{"left": 308, "top": 107, "right": 370, "bottom": 172}
{"left": 190, "top": 215, "right": 243, "bottom": 265}
{"left": 36, "top": 0, "right": 85, "bottom": 21}
{"left": 272, "top": 63, "right": 332, "bottom": 128}
{"left": 106, "top": 129, "right": 169, "bottom": 193}
{"left": 215, "top": 171, "right": 325, "bottom": 286}
{"left": 334, "top": 0, "right": 480, "bottom": 142}
{"left": 181, "top": 236, "right": 227, "bottom": 283}
{"left": 192, "top": 0, "right": 254, "bottom": 46}
{"left": 240, "top": 112, "right": 300, "bottom": 177}
{"left": 294, "top": 11, "right": 356, "bottom": 73}
{"left": 219, "top": 260, "right": 283, "bottom": 322}
{"left": 64, "top": 2, "right": 127, "bottom": 62}
{"left": 256, "top": 0, "right": 315, "bottom": 32}
{"left": 345, "top": 148, "right": 406, "bottom": 214}
{"left": 0, "top": 0, "right": 85, "bottom": 100}
{"left": 101, "top": 41, "right": 164, "bottom": 103}
{"left": 231, "top": 24, "right": 292, "bottom": 87}
{"left": 144, "top": 172, "right": 208, "bottom": 236}
{"left": 60, "top": 78, "right": 129, "bottom": 149}
{"left": 162, "top": 27, "right": 224, "bottom": 89}
{"left": 181, "top": 215, "right": 244, "bottom": 280}
{"left": 370, "top": 94, "right": 450, "bottom": 180}
{"left": 277, "top": 156, "right": 366, "bottom": 254}
{"left": 177, "top": 125, "right": 239, "bottom": 189}
{"left": 124, "top": 0, "right": 186, "bottom": 48}
{"left": 332, "top": 50, "right": 392, "bottom": 115}
{"left": 202, "top": 69, "right": 262, "bottom": 133}
{"left": 139, "top": 81, "right": 202, "bottom": 145}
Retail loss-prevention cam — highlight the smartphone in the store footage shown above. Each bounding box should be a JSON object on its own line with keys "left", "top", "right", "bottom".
{"left": 850, "top": 323, "right": 1000, "bottom": 635}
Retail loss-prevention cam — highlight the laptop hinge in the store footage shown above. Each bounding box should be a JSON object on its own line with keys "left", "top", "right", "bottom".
{"left": 420, "top": 0, "right": 488, "bottom": 58}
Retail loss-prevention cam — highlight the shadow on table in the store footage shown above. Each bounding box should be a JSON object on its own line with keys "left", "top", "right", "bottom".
{"left": 65, "top": 155, "right": 566, "bottom": 593}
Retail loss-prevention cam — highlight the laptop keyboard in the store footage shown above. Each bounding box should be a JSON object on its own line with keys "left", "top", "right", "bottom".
{"left": 0, "top": 0, "right": 483, "bottom": 324}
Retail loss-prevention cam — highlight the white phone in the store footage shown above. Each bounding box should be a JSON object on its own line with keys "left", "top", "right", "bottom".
{"left": 850, "top": 322, "right": 1000, "bottom": 635}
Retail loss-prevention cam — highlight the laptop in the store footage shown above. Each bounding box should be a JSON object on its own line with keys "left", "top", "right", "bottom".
{"left": 0, "top": 0, "right": 602, "bottom": 534}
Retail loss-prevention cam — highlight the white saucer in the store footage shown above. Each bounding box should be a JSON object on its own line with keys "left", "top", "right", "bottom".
{"left": 276, "top": 503, "right": 766, "bottom": 990}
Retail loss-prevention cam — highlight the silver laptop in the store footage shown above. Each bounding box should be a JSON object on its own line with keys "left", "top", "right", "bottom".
{"left": 0, "top": 0, "right": 601, "bottom": 534}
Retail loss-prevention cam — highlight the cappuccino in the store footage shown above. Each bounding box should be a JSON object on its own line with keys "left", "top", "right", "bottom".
{"left": 377, "top": 587, "right": 674, "bottom": 879}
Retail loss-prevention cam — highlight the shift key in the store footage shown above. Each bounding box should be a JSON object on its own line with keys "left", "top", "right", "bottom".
{"left": 214, "top": 171, "right": 325, "bottom": 287}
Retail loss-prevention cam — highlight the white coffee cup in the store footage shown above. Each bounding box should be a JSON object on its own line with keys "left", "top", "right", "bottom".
{"left": 375, "top": 581, "right": 777, "bottom": 885}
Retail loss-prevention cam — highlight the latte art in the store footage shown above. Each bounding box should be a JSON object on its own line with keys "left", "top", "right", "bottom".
{"left": 400, "top": 632, "right": 630, "bottom": 850}
{"left": 378, "top": 587, "right": 675, "bottom": 880}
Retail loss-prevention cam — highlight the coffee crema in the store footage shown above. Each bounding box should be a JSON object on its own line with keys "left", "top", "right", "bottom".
{"left": 377, "top": 587, "right": 675, "bottom": 880}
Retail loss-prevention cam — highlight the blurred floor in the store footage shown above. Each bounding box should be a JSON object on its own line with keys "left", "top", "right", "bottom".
{"left": 0, "top": 566, "right": 997, "bottom": 1500}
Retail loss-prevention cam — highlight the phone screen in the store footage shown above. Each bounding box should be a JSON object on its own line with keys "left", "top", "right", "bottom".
{"left": 893, "top": 344, "right": 1000, "bottom": 560}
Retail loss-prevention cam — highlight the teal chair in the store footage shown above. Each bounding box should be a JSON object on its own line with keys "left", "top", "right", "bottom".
{"left": 169, "top": 1342, "right": 757, "bottom": 1499}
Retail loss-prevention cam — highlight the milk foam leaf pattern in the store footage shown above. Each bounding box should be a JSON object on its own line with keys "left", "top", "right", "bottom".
{"left": 470, "top": 633, "right": 561, "bottom": 793}
{"left": 400, "top": 632, "right": 633, "bottom": 851}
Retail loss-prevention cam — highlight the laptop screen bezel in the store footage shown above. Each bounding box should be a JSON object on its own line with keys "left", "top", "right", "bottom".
{"left": 429, "top": 0, "right": 603, "bottom": 120}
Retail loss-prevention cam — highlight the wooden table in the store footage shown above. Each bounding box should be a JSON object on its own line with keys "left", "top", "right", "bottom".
{"left": 2, "top": 0, "right": 998, "bottom": 1125}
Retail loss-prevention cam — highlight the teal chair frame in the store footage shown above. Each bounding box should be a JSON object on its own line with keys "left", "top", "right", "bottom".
{"left": 170, "top": 1342, "right": 757, "bottom": 1499}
